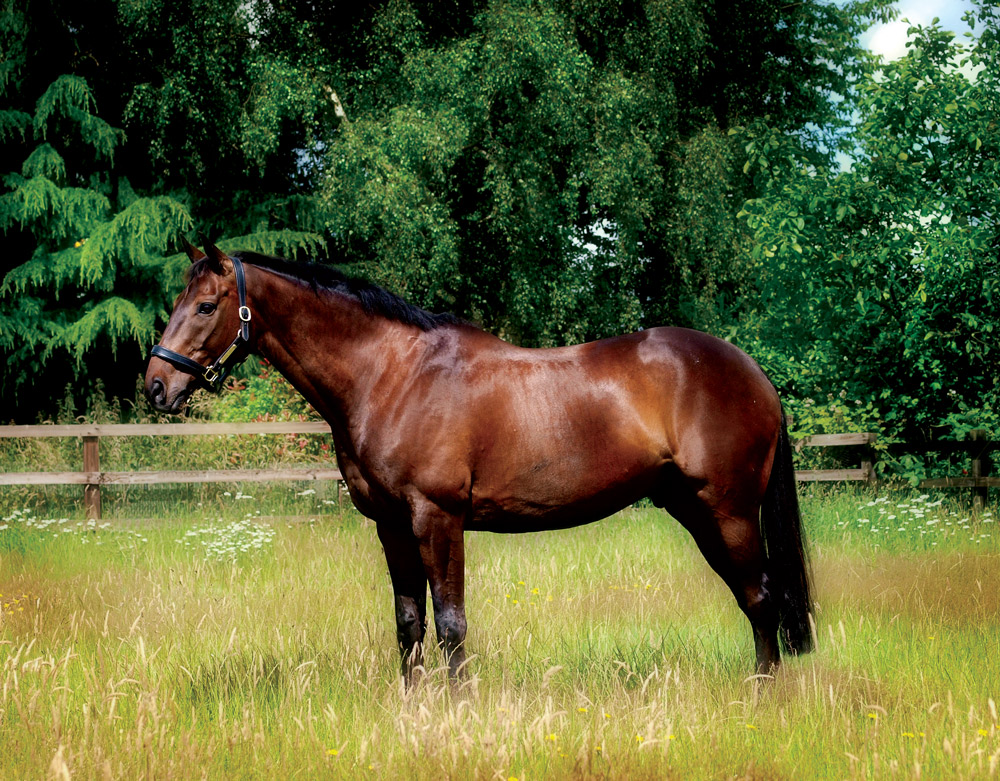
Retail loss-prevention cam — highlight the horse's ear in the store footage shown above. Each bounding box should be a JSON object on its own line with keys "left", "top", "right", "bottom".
{"left": 200, "top": 240, "right": 234, "bottom": 276}
{"left": 182, "top": 237, "right": 207, "bottom": 263}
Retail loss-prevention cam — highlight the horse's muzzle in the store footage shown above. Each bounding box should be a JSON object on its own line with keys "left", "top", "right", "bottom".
{"left": 145, "top": 376, "right": 191, "bottom": 414}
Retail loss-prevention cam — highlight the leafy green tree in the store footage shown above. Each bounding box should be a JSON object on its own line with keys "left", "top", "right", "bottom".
{"left": 0, "top": 0, "right": 889, "bottom": 421}
{"left": 736, "top": 2, "right": 999, "bottom": 448}
{"left": 321, "top": 0, "right": 882, "bottom": 344}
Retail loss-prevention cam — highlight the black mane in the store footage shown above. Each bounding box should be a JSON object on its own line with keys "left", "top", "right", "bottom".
{"left": 191, "top": 251, "right": 461, "bottom": 331}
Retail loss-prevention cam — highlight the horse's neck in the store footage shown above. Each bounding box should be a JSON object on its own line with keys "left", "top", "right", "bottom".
{"left": 248, "top": 268, "right": 408, "bottom": 428}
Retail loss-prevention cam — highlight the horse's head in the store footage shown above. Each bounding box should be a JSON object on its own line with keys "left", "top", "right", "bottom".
{"left": 145, "top": 240, "right": 252, "bottom": 413}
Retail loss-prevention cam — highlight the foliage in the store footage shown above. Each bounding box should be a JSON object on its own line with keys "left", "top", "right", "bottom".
{"left": 736, "top": 3, "right": 1000, "bottom": 451}
{"left": 0, "top": 0, "right": 887, "bottom": 417}
{"left": 203, "top": 359, "right": 322, "bottom": 424}
{"left": 190, "top": 358, "right": 333, "bottom": 462}
{"left": 321, "top": 0, "right": 882, "bottom": 344}
{"left": 0, "top": 1, "right": 330, "bottom": 418}
{"left": 4, "top": 0, "right": 990, "bottom": 481}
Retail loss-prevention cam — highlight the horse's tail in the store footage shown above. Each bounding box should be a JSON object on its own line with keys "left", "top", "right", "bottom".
{"left": 761, "top": 408, "right": 814, "bottom": 655}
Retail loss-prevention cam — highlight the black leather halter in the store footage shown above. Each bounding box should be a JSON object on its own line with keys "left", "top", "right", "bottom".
{"left": 150, "top": 255, "right": 252, "bottom": 392}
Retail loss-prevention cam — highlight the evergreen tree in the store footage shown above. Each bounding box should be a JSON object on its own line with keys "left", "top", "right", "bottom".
{"left": 0, "top": 7, "right": 187, "bottom": 406}
{"left": 0, "top": 1, "right": 330, "bottom": 417}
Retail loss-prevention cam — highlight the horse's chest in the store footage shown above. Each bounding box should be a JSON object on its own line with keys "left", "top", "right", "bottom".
{"left": 334, "top": 443, "right": 403, "bottom": 519}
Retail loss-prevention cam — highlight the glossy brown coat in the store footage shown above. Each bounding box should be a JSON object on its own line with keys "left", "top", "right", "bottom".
{"left": 146, "top": 247, "right": 813, "bottom": 678}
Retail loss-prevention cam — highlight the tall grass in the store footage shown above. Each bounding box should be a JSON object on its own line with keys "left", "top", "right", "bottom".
{"left": 1, "top": 487, "right": 998, "bottom": 778}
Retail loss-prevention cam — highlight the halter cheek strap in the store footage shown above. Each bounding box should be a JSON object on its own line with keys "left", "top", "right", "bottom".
{"left": 149, "top": 255, "right": 252, "bottom": 393}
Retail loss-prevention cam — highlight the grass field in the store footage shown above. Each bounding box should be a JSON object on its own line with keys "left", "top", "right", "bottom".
{"left": 1, "top": 485, "right": 998, "bottom": 779}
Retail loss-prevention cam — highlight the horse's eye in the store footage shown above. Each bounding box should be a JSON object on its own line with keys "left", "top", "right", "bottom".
{"left": 197, "top": 302, "right": 217, "bottom": 315}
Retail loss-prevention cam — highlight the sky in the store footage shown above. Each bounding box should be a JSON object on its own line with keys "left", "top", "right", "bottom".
{"left": 860, "top": 0, "right": 978, "bottom": 59}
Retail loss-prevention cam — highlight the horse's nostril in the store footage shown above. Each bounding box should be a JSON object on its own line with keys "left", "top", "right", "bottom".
{"left": 149, "top": 378, "right": 165, "bottom": 406}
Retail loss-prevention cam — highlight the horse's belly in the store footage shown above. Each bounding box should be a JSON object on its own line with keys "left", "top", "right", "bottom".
{"left": 467, "top": 456, "right": 662, "bottom": 533}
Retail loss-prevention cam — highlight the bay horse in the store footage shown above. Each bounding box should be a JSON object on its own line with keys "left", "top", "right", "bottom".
{"left": 145, "top": 242, "right": 813, "bottom": 680}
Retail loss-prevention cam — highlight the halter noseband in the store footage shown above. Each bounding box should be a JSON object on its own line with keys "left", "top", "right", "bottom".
{"left": 150, "top": 255, "right": 252, "bottom": 393}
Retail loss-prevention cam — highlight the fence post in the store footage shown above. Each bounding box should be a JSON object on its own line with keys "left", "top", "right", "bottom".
{"left": 83, "top": 435, "right": 101, "bottom": 520}
{"left": 861, "top": 434, "right": 876, "bottom": 482}
{"left": 969, "top": 429, "right": 991, "bottom": 512}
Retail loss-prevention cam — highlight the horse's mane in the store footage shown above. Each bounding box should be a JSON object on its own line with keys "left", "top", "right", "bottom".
{"left": 190, "top": 251, "right": 461, "bottom": 332}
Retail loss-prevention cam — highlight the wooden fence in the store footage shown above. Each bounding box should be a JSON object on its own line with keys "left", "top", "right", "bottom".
{"left": 907, "top": 429, "right": 996, "bottom": 510}
{"left": 793, "top": 432, "right": 876, "bottom": 482}
{"left": 0, "top": 424, "right": 994, "bottom": 519}
{"left": 0, "top": 422, "right": 341, "bottom": 520}
{"left": 794, "top": 429, "right": 996, "bottom": 510}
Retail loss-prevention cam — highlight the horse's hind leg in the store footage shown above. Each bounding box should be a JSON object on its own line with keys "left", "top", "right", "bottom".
{"left": 376, "top": 524, "right": 428, "bottom": 684}
{"left": 659, "top": 476, "right": 780, "bottom": 674}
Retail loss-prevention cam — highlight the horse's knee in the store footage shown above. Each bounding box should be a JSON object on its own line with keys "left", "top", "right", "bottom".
{"left": 395, "top": 596, "right": 425, "bottom": 648}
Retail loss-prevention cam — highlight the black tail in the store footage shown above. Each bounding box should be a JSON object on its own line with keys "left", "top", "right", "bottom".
{"left": 760, "top": 409, "right": 814, "bottom": 655}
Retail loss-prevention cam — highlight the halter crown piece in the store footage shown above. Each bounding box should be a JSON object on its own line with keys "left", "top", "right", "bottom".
{"left": 149, "top": 253, "right": 252, "bottom": 392}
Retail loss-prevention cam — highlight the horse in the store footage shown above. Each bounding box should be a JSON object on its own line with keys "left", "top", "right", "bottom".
{"left": 145, "top": 241, "right": 813, "bottom": 681}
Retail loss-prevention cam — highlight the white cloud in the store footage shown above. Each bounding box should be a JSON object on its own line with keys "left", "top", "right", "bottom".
{"left": 865, "top": 20, "right": 912, "bottom": 60}
{"left": 860, "top": 0, "right": 976, "bottom": 61}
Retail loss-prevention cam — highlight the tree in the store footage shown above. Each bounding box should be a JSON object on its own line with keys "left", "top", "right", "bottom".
{"left": 0, "top": 1, "right": 331, "bottom": 417}
{"left": 736, "top": 2, "right": 999, "bottom": 448}
{"left": 0, "top": 0, "right": 887, "bottom": 419}
{"left": 320, "top": 0, "right": 881, "bottom": 344}
{"left": 0, "top": 6, "right": 189, "bottom": 405}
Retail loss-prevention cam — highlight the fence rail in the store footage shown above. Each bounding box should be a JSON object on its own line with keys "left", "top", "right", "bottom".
{"left": 0, "top": 422, "right": 333, "bottom": 438}
{"left": 0, "top": 422, "right": 341, "bottom": 519}
{"left": 793, "top": 432, "right": 876, "bottom": 483}
{"left": 793, "top": 429, "right": 995, "bottom": 510}
{"left": 914, "top": 429, "right": 996, "bottom": 510}
{"left": 0, "top": 423, "right": 993, "bottom": 518}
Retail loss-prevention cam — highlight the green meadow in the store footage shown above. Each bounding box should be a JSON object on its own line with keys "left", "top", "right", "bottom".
{"left": 0, "top": 485, "right": 997, "bottom": 779}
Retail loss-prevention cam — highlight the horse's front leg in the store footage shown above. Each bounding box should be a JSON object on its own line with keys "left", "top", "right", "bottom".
{"left": 376, "top": 523, "right": 428, "bottom": 684}
{"left": 411, "top": 500, "right": 468, "bottom": 680}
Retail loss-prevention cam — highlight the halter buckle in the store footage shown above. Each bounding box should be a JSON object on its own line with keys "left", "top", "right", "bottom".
{"left": 239, "top": 306, "right": 251, "bottom": 323}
